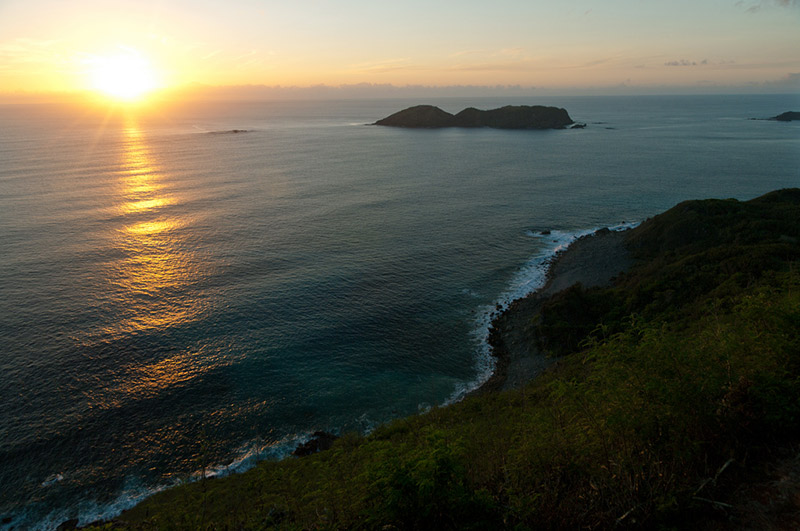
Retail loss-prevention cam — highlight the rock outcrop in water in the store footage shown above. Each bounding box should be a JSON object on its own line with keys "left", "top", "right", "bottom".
{"left": 374, "top": 105, "right": 574, "bottom": 129}
{"left": 208, "top": 129, "right": 252, "bottom": 134}
{"left": 291, "top": 431, "right": 338, "bottom": 457}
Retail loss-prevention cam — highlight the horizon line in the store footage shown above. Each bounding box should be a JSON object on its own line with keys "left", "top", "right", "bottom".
{"left": 1, "top": 80, "right": 798, "bottom": 104}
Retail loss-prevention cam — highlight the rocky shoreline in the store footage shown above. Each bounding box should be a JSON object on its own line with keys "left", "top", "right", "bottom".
{"left": 477, "top": 228, "right": 633, "bottom": 393}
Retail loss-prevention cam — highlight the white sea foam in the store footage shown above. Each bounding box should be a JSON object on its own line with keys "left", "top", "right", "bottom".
{"left": 9, "top": 432, "right": 320, "bottom": 531}
{"left": 202, "top": 433, "right": 304, "bottom": 479}
{"left": 445, "top": 222, "right": 639, "bottom": 405}
{"left": 40, "top": 473, "right": 64, "bottom": 488}
{"left": 356, "top": 412, "right": 381, "bottom": 435}
{"left": 21, "top": 477, "right": 170, "bottom": 531}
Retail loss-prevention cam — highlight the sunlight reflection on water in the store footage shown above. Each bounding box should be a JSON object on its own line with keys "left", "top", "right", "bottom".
{"left": 97, "top": 121, "right": 211, "bottom": 368}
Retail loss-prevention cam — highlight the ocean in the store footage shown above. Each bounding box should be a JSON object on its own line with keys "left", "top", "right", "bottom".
{"left": 1, "top": 94, "right": 798, "bottom": 529}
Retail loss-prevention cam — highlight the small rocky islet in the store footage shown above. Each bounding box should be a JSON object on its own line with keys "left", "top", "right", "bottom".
{"left": 374, "top": 104, "right": 578, "bottom": 129}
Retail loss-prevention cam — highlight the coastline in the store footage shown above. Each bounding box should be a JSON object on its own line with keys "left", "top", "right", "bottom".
{"left": 477, "top": 227, "right": 633, "bottom": 393}
{"left": 89, "top": 189, "right": 800, "bottom": 529}
{"left": 57, "top": 228, "right": 633, "bottom": 531}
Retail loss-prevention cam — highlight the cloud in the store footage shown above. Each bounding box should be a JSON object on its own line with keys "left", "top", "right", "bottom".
{"left": 449, "top": 47, "right": 526, "bottom": 59}
{"left": 160, "top": 83, "right": 541, "bottom": 103}
{"left": 498, "top": 47, "right": 526, "bottom": 57}
{"left": 761, "top": 71, "right": 800, "bottom": 88}
{"left": 202, "top": 49, "right": 223, "bottom": 60}
{"left": 664, "top": 59, "right": 708, "bottom": 67}
{"left": 582, "top": 58, "right": 614, "bottom": 68}
{"left": 446, "top": 60, "right": 536, "bottom": 72}
{"left": 0, "top": 38, "right": 68, "bottom": 72}
{"left": 0, "top": 38, "right": 57, "bottom": 61}
{"left": 234, "top": 50, "right": 257, "bottom": 61}
{"left": 445, "top": 54, "right": 628, "bottom": 73}
{"left": 714, "top": 59, "right": 800, "bottom": 70}
{"left": 350, "top": 58, "right": 417, "bottom": 74}
{"left": 737, "top": 0, "right": 799, "bottom": 13}
{"left": 449, "top": 49, "right": 482, "bottom": 58}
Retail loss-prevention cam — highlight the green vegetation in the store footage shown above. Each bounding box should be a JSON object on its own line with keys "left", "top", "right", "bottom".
{"left": 99, "top": 189, "right": 800, "bottom": 529}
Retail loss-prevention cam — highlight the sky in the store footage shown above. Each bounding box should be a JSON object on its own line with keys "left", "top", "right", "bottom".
{"left": 1, "top": 0, "right": 799, "bottom": 99}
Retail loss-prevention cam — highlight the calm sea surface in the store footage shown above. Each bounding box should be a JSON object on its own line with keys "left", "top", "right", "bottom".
{"left": 1, "top": 94, "right": 798, "bottom": 528}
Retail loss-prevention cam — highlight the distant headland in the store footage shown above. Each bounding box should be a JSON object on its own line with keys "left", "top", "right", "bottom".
{"left": 374, "top": 104, "right": 577, "bottom": 129}
{"left": 751, "top": 111, "right": 800, "bottom": 122}
{"left": 769, "top": 111, "right": 800, "bottom": 121}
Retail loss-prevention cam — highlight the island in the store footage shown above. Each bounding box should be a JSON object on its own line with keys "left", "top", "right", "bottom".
{"left": 374, "top": 104, "right": 576, "bottom": 129}
{"left": 769, "top": 111, "right": 800, "bottom": 121}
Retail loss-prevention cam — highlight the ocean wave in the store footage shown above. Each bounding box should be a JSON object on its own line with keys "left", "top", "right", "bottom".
{"left": 6, "top": 431, "right": 323, "bottom": 531}
{"left": 445, "top": 222, "right": 639, "bottom": 405}
{"left": 202, "top": 433, "right": 304, "bottom": 479}
{"left": 7, "top": 477, "right": 168, "bottom": 531}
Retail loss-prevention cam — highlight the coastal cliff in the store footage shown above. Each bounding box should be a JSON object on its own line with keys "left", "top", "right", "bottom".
{"left": 92, "top": 189, "right": 800, "bottom": 531}
{"left": 374, "top": 104, "right": 575, "bottom": 129}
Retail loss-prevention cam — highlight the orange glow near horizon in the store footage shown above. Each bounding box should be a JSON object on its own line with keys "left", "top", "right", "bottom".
{"left": 0, "top": 2, "right": 797, "bottom": 99}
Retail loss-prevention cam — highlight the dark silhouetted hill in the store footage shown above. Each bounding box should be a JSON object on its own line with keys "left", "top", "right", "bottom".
{"left": 375, "top": 104, "right": 574, "bottom": 129}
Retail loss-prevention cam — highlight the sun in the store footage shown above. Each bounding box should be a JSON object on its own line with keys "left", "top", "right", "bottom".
{"left": 88, "top": 49, "right": 158, "bottom": 101}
